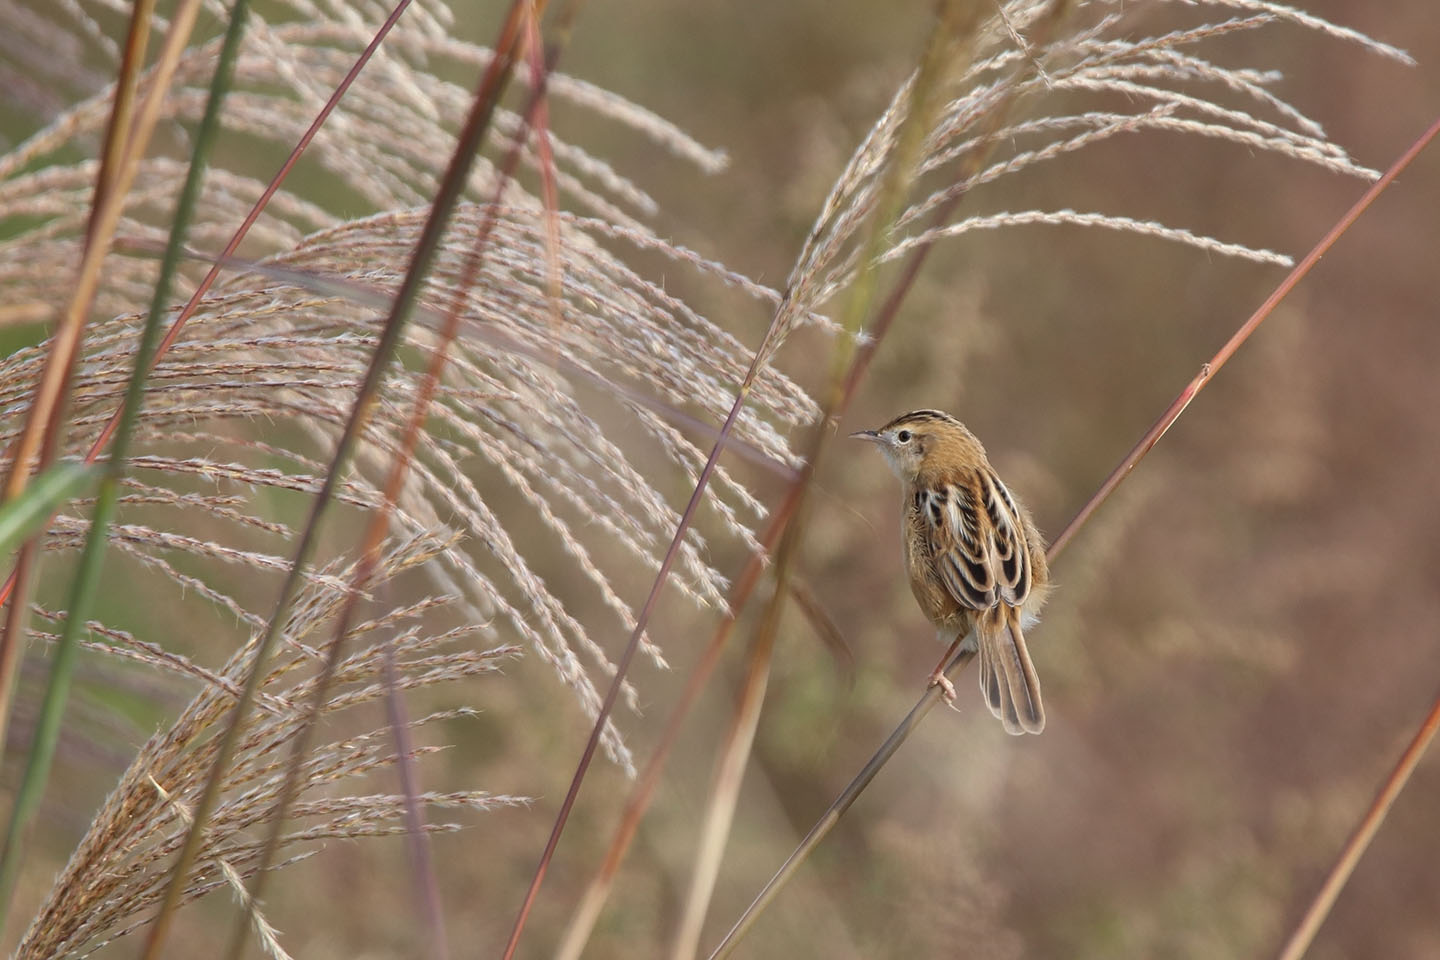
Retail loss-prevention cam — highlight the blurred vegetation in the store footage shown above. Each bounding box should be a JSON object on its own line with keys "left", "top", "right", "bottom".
{"left": 2, "top": 1, "right": 1439, "bottom": 959}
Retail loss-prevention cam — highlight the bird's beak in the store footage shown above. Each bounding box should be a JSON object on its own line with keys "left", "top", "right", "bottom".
{"left": 849, "top": 429, "right": 881, "bottom": 444}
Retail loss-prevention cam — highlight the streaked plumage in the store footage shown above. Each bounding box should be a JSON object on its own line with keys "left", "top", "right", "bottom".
{"left": 852, "top": 409, "right": 1050, "bottom": 734}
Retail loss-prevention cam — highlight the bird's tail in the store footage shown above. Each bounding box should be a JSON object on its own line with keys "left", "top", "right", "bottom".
{"left": 976, "top": 608, "right": 1045, "bottom": 735}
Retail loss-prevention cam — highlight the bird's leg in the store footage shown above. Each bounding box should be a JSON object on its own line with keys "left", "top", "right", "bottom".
{"left": 927, "top": 633, "right": 966, "bottom": 707}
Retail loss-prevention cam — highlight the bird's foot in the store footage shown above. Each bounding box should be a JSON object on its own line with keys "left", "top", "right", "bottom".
{"left": 928, "top": 671, "right": 960, "bottom": 711}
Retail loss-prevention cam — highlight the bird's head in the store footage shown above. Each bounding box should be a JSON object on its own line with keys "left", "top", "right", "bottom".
{"left": 849, "top": 409, "right": 980, "bottom": 482}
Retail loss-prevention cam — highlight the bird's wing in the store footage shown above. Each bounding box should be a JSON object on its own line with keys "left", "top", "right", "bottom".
{"left": 920, "top": 467, "right": 1045, "bottom": 733}
{"left": 917, "top": 468, "right": 1034, "bottom": 613}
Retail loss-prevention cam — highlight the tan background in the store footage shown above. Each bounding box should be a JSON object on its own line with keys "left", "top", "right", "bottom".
{"left": 4, "top": 1, "right": 1440, "bottom": 958}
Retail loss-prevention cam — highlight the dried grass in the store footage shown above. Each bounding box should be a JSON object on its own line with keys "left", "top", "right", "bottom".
{"left": 0, "top": 2, "right": 817, "bottom": 755}
{"left": 17, "top": 532, "right": 527, "bottom": 960}
{"left": 1, "top": 2, "right": 813, "bottom": 953}
{"left": 0, "top": 0, "right": 1413, "bottom": 956}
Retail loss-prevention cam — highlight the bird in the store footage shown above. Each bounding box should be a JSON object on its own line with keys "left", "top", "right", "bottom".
{"left": 851, "top": 409, "right": 1050, "bottom": 734}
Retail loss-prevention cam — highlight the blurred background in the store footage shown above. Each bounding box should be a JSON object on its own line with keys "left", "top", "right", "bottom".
{"left": 3, "top": 1, "right": 1439, "bottom": 958}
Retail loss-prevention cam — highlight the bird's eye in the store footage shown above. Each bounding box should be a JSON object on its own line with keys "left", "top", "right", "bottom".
{"left": 896, "top": 429, "right": 912, "bottom": 443}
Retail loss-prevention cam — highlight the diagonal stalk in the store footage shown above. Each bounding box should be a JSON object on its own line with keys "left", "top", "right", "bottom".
{"left": 0, "top": 0, "right": 246, "bottom": 936}
{"left": 498, "top": 3, "right": 849, "bottom": 954}
{"left": 706, "top": 656, "right": 967, "bottom": 960}
{"left": 0, "top": 0, "right": 158, "bottom": 775}
{"left": 552, "top": 490, "right": 802, "bottom": 960}
{"left": 1256, "top": 119, "right": 1440, "bottom": 960}
{"left": 380, "top": 638, "right": 447, "bottom": 960}
{"left": 223, "top": 3, "right": 568, "bottom": 957}
{"left": 0, "top": 0, "right": 207, "bottom": 757}
{"left": 557, "top": 4, "right": 1072, "bottom": 955}
{"left": 501, "top": 353, "right": 764, "bottom": 960}
{"left": 704, "top": 108, "right": 1440, "bottom": 960}
{"left": 0, "top": 0, "right": 421, "bottom": 615}
{"left": 1271, "top": 684, "right": 1440, "bottom": 960}
{"left": 666, "top": 6, "right": 986, "bottom": 953}
{"left": 138, "top": 3, "right": 533, "bottom": 954}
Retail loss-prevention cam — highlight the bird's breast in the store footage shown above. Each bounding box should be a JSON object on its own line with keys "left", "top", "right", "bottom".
{"left": 902, "top": 504, "right": 966, "bottom": 632}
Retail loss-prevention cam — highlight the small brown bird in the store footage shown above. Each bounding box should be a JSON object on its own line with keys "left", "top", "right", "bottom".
{"left": 852, "top": 409, "right": 1050, "bottom": 734}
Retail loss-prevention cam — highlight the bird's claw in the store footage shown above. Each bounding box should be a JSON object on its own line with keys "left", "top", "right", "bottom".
{"left": 928, "top": 672, "right": 960, "bottom": 711}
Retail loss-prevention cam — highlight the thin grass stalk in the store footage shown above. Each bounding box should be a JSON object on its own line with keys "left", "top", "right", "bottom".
{"left": 85, "top": 0, "right": 155, "bottom": 234}
{"left": 0, "top": 560, "right": 36, "bottom": 768}
{"left": 521, "top": 1, "right": 566, "bottom": 319}
{"left": 666, "top": 584, "right": 785, "bottom": 960}
{"left": 825, "top": 2, "right": 983, "bottom": 394}
{"left": 0, "top": 0, "right": 244, "bottom": 933}
{"left": 705, "top": 655, "right": 968, "bottom": 960}
{"left": 0, "top": 0, "right": 417, "bottom": 613}
{"left": 835, "top": 3, "right": 1071, "bottom": 410}
{"left": 499, "top": 265, "right": 754, "bottom": 960}
{"left": 705, "top": 108, "right": 1440, "bottom": 960}
{"left": 0, "top": 0, "right": 205, "bottom": 764}
{"left": 0, "top": 0, "right": 200, "bottom": 504}
{"left": 1272, "top": 684, "right": 1440, "bottom": 960}
{"left": 667, "top": 7, "right": 987, "bottom": 952}
{"left": 1046, "top": 109, "right": 1440, "bottom": 558}
{"left": 497, "top": 0, "right": 821, "bottom": 947}
{"left": 138, "top": 4, "right": 533, "bottom": 953}
{"left": 553, "top": 490, "right": 801, "bottom": 960}
{"left": 0, "top": 0, "right": 159, "bottom": 768}
{"left": 224, "top": 4, "right": 563, "bottom": 954}
{"left": 557, "top": 6, "right": 1074, "bottom": 950}
{"left": 381, "top": 641, "right": 450, "bottom": 960}
{"left": 222, "top": 319, "right": 458, "bottom": 960}
{"left": 498, "top": 261, "right": 781, "bottom": 952}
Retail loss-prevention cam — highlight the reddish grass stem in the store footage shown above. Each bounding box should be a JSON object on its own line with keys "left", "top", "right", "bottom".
{"left": 0, "top": 0, "right": 418, "bottom": 615}
{"left": 225, "top": 4, "right": 567, "bottom": 956}
{"left": 0, "top": 0, "right": 157, "bottom": 768}
{"left": 495, "top": 3, "right": 812, "bottom": 952}
{"left": 138, "top": 3, "right": 533, "bottom": 954}
{"left": 381, "top": 641, "right": 449, "bottom": 960}
{"left": 1050, "top": 110, "right": 1440, "bottom": 559}
{"left": 665, "top": 7, "right": 999, "bottom": 947}
{"left": 500, "top": 375, "right": 759, "bottom": 960}
{"left": 554, "top": 4, "right": 1070, "bottom": 950}
{"left": 552, "top": 492, "right": 801, "bottom": 960}
{"left": 706, "top": 106, "right": 1440, "bottom": 960}
{"left": 1272, "top": 686, "right": 1440, "bottom": 960}
{"left": 1251, "top": 128, "right": 1440, "bottom": 958}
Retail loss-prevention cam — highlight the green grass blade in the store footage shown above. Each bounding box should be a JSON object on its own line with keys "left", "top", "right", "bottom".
{"left": 0, "top": 462, "right": 98, "bottom": 555}
{"left": 0, "top": 460, "right": 100, "bottom": 921}
{"left": 0, "top": 0, "right": 248, "bottom": 933}
{"left": 142, "top": 3, "right": 529, "bottom": 954}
